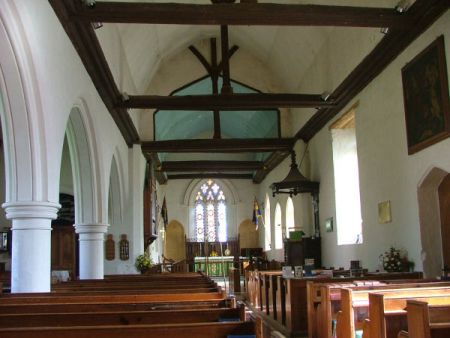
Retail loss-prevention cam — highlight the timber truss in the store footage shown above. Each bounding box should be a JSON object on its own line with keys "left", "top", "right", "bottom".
{"left": 49, "top": 0, "right": 449, "bottom": 184}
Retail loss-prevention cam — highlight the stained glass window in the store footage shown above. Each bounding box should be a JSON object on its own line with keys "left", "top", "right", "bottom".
{"left": 195, "top": 179, "right": 227, "bottom": 242}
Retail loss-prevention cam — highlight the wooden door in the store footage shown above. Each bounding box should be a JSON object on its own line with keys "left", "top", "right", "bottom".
{"left": 439, "top": 174, "right": 450, "bottom": 271}
{"left": 51, "top": 224, "right": 76, "bottom": 279}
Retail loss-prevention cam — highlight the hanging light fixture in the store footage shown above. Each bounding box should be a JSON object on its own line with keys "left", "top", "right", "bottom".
{"left": 270, "top": 151, "right": 319, "bottom": 197}
{"left": 271, "top": 150, "right": 321, "bottom": 237}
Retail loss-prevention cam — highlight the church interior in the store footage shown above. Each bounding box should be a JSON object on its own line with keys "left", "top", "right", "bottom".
{"left": 0, "top": 0, "right": 449, "bottom": 337}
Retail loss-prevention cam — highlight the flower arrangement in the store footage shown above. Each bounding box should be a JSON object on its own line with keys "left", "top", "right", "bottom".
{"left": 135, "top": 252, "right": 153, "bottom": 273}
{"left": 380, "top": 246, "right": 408, "bottom": 272}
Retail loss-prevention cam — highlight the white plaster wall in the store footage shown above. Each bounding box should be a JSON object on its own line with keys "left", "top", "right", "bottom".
{"left": 308, "top": 11, "right": 450, "bottom": 273}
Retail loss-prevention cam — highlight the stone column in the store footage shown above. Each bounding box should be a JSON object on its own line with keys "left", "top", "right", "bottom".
{"left": 3, "top": 201, "right": 60, "bottom": 293}
{"left": 75, "top": 223, "right": 109, "bottom": 279}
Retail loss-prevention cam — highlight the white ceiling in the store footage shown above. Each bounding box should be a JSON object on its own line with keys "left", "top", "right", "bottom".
{"left": 95, "top": 0, "right": 407, "bottom": 145}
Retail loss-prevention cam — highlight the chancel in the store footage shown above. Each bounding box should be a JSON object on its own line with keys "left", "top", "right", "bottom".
{"left": 0, "top": 0, "right": 449, "bottom": 337}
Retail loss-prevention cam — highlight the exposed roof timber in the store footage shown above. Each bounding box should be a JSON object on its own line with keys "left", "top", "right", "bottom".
{"left": 253, "top": 151, "right": 291, "bottom": 184}
{"left": 141, "top": 138, "right": 295, "bottom": 153}
{"left": 74, "top": 2, "right": 411, "bottom": 28}
{"left": 160, "top": 160, "right": 264, "bottom": 172}
{"left": 167, "top": 173, "right": 254, "bottom": 180}
{"left": 48, "top": 0, "right": 139, "bottom": 147}
{"left": 120, "top": 94, "right": 334, "bottom": 110}
{"left": 296, "top": 0, "right": 450, "bottom": 142}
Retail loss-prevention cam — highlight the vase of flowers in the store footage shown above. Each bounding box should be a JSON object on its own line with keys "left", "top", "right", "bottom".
{"left": 380, "top": 246, "right": 408, "bottom": 272}
{"left": 135, "top": 252, "right": 153, "bottom": 274}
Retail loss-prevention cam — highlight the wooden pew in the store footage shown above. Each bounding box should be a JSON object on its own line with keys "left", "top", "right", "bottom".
{"left": 0, "top": 290, "right": 225, "bottom": 304}
{"left": 260, "top": 271, "right": 281, "bottom": 317}
{"left": 310, "top": 280, "right": 448, "bottom": 338}
{"left": 0, "top": 306, "right": 245, "bottom": 328}
{"left": 0, "top": 321, "right": 255, "bottom": 338}
{"left": 0, "top": 298, "right": 230, "bottom": 314}
{"left": 0, "top": 272, "right": 255, "bottom": 337}
{"left": 364, "top": 289, "right": 450, "bottom": 338}
{"left": 399, "top": 299, "right": 450, "bottom": 338}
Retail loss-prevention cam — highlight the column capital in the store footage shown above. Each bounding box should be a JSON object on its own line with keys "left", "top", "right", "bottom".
{"left": 74, "top": 223, "right": 109, "bottom": 234}
{"left": 2, "top": 201, "right": 60, "bottom": 230}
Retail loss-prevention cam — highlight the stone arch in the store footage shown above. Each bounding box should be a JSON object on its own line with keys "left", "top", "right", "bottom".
{"left": 108, "top": 155, "right": 123, "bottom": 227}
{"left": 65, "top": 103, "right": 102, "bottom": 224}
{"left": 239, "top": 219, "right": 258, "bottom": 249}
{"left": 165, "top": 220, "right": 186, "bottom": 262}
{"left": 0, "top": 3, "right": 52, "bottom": 204}
{"left": 417, "top": 166, "right": 449, "bottom": 278}
{"left": 0, "top": 4, "right": 59, "bottom": 292}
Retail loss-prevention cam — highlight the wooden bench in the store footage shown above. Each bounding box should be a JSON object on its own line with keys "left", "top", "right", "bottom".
{"left": 0, "top": 305, "right": 245, "bottom": 328}
{"left": 398, "top": 299, "right": 450, "bottom": 338}
{"left": 0, "top": 321, "right": 255, "bottom": 338}
{"left": 309, "top": 280, "right": 449, "bottom": 338}
{"left": 244, "top": 270, "right": 423, "bottom": 338}
{"left": 364, "top": 289, "right": 450, "bottom": 338}
{"left": 0, "top": 272, "right": 255, "bottom": 337}
{"left": 336, "top": 286, "right": 450, "bottom": 338}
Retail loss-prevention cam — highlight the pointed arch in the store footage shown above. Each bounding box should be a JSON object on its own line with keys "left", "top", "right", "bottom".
{"left": 0, "top": 3, "right": 52, "bottom": 204}
{"left": 185, "top": 178, "right": 239, "bottom": 240}
{"left": 65, "top": 104, "right": 102, "bottom": 224}
{"left": 286, "top": 197, "right": 295, "bottom": 239}
{"left": 108, "top": 155, "right": 122, "bottom": 227}
{"left": 264, "top": 194, "right": 271, "bottom": 251}
{"left": 417, "top": 166, "right": 449, "bottom": 278}
{"left": 274, "top": 202, "right": 282, "bottom": 249}
{"left": 165, "top": 220, "right": 186, "bottom": 262}
{"left": 239, "top": 219, "right": 258, "bottom": 249}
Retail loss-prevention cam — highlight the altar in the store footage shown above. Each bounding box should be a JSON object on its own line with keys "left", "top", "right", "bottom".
{"left": 194, "top": 256, "right": 234, "bottom": 277}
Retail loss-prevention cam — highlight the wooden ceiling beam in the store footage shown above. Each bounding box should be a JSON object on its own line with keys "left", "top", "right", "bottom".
{"left": 161, "top": 160, "right": 264, "bottom": 172}
{"left": 141, "top": 138, "right": 295, "bottom": 153}
{"left": 167, "top": 173, "right": 254, "bottom": 180}
{"left": 253, "top": 151, "right": 291, "bottom": 184}
{"left": 120, "top": 94, "right": 333, "bottom": 110}
{"left": 48, "top": 0, "right": 139, "bottom": 146}
{"left": 74, "top": 2, "right": 411, "bottom": 28}
{"left": 296, "top": 0, "right": 450, "bottom": 142}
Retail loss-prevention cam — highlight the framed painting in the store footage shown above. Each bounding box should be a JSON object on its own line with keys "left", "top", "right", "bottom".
{"left": 402, "top": 35, "right": 450, "bottom": 155}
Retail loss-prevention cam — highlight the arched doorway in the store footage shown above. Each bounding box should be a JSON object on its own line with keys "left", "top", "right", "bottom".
{"left": 439, "top": 174, "right": 450, "bottom": 273}
{"left": 165, "top": 220, "right": 185, "bottom": 262}
{"left": 418, "top": 167, "right": 449, "bottom": 277}
{"left": 238, "top": 219, "right": 259, "bottom": 249}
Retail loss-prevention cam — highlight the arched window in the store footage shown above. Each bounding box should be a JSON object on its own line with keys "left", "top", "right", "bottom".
{"left": 264, "top": 195, "right": 271, "bottom": 251}
{"left": 274, "top": 203, "right": 283, "bottom": 249}
{"left": 195, "top": 179, "right": 227, "bottom": 242}
{"left": 286, "top": 197, "right": 295, "bottom": 239}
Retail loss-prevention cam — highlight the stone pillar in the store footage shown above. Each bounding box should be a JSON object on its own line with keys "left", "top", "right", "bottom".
{"left": 3, "top": 201, "right": 60, "bottom": 293}
{"left": 75, "top": 223, "right": 109, "bottom": 279}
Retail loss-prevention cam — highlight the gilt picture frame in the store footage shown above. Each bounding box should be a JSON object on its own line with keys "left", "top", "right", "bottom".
{"left": 401, "top": 35, "right": 450, "bottom": 155}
